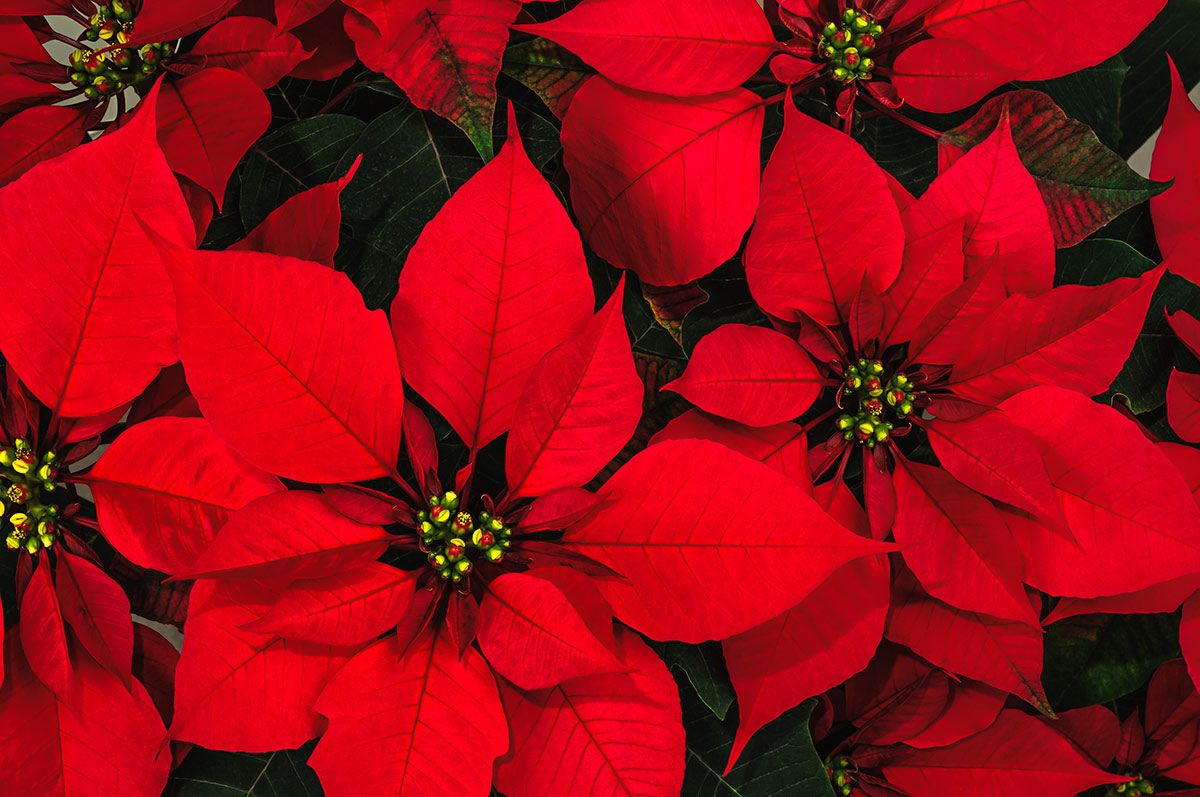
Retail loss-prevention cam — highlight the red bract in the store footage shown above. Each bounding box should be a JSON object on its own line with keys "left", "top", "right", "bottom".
{"left": 1152, "top": 55, "right": 1200, "bottom": 284}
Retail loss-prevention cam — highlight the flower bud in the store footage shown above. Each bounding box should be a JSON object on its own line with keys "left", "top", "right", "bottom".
{"left": 486, "top": 546, "right": 504, "bottom": 562}
{"left": 831, "top": 30, "right": 851, "bottom": 48}
{"left": 112, "top": 0, "right": 135, "bottom": 22}
{"left": 860, "top": 57, "right": 875, "bottom": 73}
{"left": 856, "top": 421, "right": 874, "bottom": 441}
{"left": 842, "top": 8, "right": 856, "bottom": 24}
{"left": 140, "top": 44, "right": 161, "bottom": 65}
{"left": 823, "top": 22, "right": 838, "bottom": 38}
{"left": 874, "top": 427, "right": 889, "bottom": 443}
{"left": 446, "top": 539, "right": 465, "bottom": 560}
{"left": 843, "top": 48, "right": 860, "bottom": 68}
{"left": 488, "top": 517, "right": 504, "bottom": 533}
{"left": 863, "top": 398, "right": 883, "bottom": 417}
{"left": 855, "top": 33, "right": 877, "bottom": 52}
{"left": 25, "top": 537, "right": 37, "bottom": 553}
{"left": 836, "top": 414, "right": 856, "bottom": 431}
{"left": 4, "top": 535, "right": 17, "bottom": 550}
{"left": 38, "top": 464, "right": 56, "bottom": 482}
{"left": 867, "top": 360, "right": 884, "bottom": 375}
{"left": 110, "top": 48, "right": 135, "bottom": 69}
{"left": 865, "top": 377, "right": 883, "bottom": 396}
{"left": 455, "top": 560, "right": 472, "bottom": 575}
{"left": 430, "top": 505, "right": 450, "bottom": 524}
{"left": 869, "top": 23, "right": 884, "bottom": 37}
{"left": 832, "top": 67, "right": 850, "bottom": 82}
{"left": 453, "top": 512, "right": 472, "bottom": 533}
{"left": 6, "top": 484, "right": 28, "bottom": 503}
{"left": 897, "top": 400, "right": 914, "bottom": 417}
{"left": 70, "top": 71, "right": 91, "bottom": 87}
{"left": 429, "top": 553, "right": 447, "bottom": 569}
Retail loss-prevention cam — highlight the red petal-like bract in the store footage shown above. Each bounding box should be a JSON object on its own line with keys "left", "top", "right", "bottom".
{"left": 0, "top": 105, "right": 86, "bottom": 188}
{"left": 171, "top": 579, "right": 358, "bottom": 751}
{"left": 1170, "top": 369, "right": 1200, "bottom": 443}
{"left": 91, "top": 416, "right": 284, "bottom": 573}
{"left": 0, "top": 635, "right": 169, "bottom": 795}
{"left": 131, "top": 0, "right": 240, "bottom": 43}
{"left": 663, "top": 323, "right": 822, "bottom": 427}
{"left": 1152, "top": 57, "right": 1200, "bottom": 281}
{"left": 881, "top": 709, "right": 1123, "bottom": 795}
{"left": 0, "top": 81, "right": 191, "bottom": 419}
{"left": 564, "top": 438, "right": 889, "bottom": 641}
{"left": 516, "top": 0, "right": 775, "bottom": 96}
{"left": 892, "top": 38, "right": 1019, "bottom": 113}
{"left": 562, "top": 77, "right": 764, "bottom": 286}
{"left": 505, "top": 286, "right": 641, "bottom": 500}
{"left": 1001, "top": 387, "right": 1200, "bottom": 597}
{"left": 745, "top": 98, "right": 903, "bottom": 324}
{"left": 162, "top": 243, "right": 405, "bottom": 483}
{"left": 393, "top": 110, "right": 592, "bottom": 452}
{"left": 19, "top": 558, "right": 72, "bottom": 700}
{"left": 653, "top": 410, "right": 811, "bottom": 489}
{"left": 494, "top": 626, "right": 685, "bottom": 796}
{"left": 190, "top": 16, "right": 311, "bottom": 89}
{"left": 132, "top": 623, "right": 180, "bottom": 724}
{"left": 311, "top": 633, "right": 508, "bottom": 797}
{"left": 54, "top": 551, "right": 134, "bottom": 687}
{"left": 881, "top": 215, "right": 965, "bottom": 348}
{"left": 277, "top": 0, "right": 335, "bottom": 29}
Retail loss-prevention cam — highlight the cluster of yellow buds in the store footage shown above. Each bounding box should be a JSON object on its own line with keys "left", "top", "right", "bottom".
{"left": 819, "top": 8, "right": 884, "bottom": 83}
{"left": 416, "top": 492, "right": 513, "bottom": 582}
{"left": 824, "top": 755, "right": 855, "bottom": 796}
{"left": 68, "top": 2, "right": 173, "bottom": 100}
{"left": 836, "top": 360, "right": 920, "bottom": 448}
{"left": 1109, "top": 775, "right": 1155, "bottom": 795}
{"left": 2, "top": 440, "right": 61, "bottom": 553}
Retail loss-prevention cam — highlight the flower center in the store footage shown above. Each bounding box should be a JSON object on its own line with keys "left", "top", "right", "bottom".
{"left": 1, "top": 439, "right": 62, "bottom": 554}
{"left": 835, "top": 359, "right": 917, "bottom": 448}
{"left": 818, "top": 8, "right": 883, "bottom": 84}
{"left": 66, "top": 2, "right": 173, "bottom": 101}
{"left": 1106, "top": 774, "right": 1155, "bottom": 796}
{"left": 825, "top": 755, "right": 856, "bottom": 796}
{"left": 417, "top": 491, "right": 512, "bottom": 582}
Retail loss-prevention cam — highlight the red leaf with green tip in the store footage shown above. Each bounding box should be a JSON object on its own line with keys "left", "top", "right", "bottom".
{"left": 0, "top": 105, "right": 86, "bottom": 188}
{"left": 20, "top": 559, "right": 72, "bottom": 700}
{"left": 562, "top": 77, "right": 764, "bottom": 286}
{"left": 515, "top": 0, "right": 776, "bottom": 97}
{"left": 745, "top": 98, "right": 904, "bottom": 325}
{"left": 501, "top": 38, "right": 594, "bottom": 119}
{"left": 652, "top": 410, "right": 811, "bottom": 491}
{"left": 91, "top": 416, "right": 284, "bottom": 574}
{"left": 392, "top": 108, "right": 592, "bottom": 453}
{"left": 663, "top": 323, "right": 823, "bottom": 427}
{"left": 940, "top": 90, "right": 1172, "bottom": 246}
{"left": 311, "top": 633, "right": 508, "bottom": 797}
{"left": 54, "top": 552, "right": 133, "bottom": 687}
{"left": 1152, "top": 57, "right": 1200, "bottom": 280}
{"left": 1169, "top": 369, "right": 1200, "bottom": 443}
{"left": 892, "top": 38, "right": 1019, "bottom": 113}
{"left": 189, "top": 16, "right": 311, "bottom": 88}
{"left": 493, "top": 627, "right": 684, "bottom": 797}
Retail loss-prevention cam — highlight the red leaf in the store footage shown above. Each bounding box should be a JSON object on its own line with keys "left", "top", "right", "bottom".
{"left": 344, "top": 0, "right": 519, "bottom": 158}
{"left": 190, "top": 16, "right": 311, "bottom": 88}
{"left": 1183, "top": 592, "right": 1200, "bottom": 694}
{"left": 652, "top": 410, "right": 811, "bottom": 491}
{"left": 276, "top": 0, "right": 335, "bottom": 29}
{"left": 0, "top": 105, "right": 86, "bottom": 188}
{"left": 161, "top": 243, "right": 405, "bottom": 483}
{"left": 132, "top": 623, "right": 180, "bottom": 724}
{"left": 91, "top": 416, "right": 284, "bottom": 573}
{"left": 178, "top": 491, "right": 392, "bottom": 581}
{"left": 288, "top": 4, "right": 357, "bottom": 80}
{"left": 1169, "top": 369, "right": 1200, "bottom": 443}
{"left": 0, "top": 633, "right": 169, "bottom": 795}
{"left": 241, "top": 562, "right": 416, "bottom": 646}
{"left": 1043, "top": 706, "right": 1121, "bottom": 767}
{"left": 891, "top": 38, "right": 1020, "bottom": 113}
{"left": 1169, "top": 310, "right": 1200, "bottom": 358}
{"left": 563, "top": 438, "right": 890, "bottom": 641}
{"left": 880, "top": 215, "right": 965, "bottom": 348}
{"left": 310, "top": 633, "right": 508, "bottom": 796}
{"left": 157, "top": 68, "right": 270, "bottom": 207}
{"left": 516, "top": 487, "right": 604, "bottom": 532}
{"left": 131, "top": 0, "right": 240, "bottom": 42}
{"left": 171, "top": 579, "right": 358, "bottom": 751}
{"left": 1000, "top": 387, "right": 1200, "bottom": 597}
{"left": 562, "top": 77, "right": 764, "bottom": 286}
{"left": 126, "top": 362, "right": 200, "bottom": 425}
{"left": 54, "top": 551, "right": 134, "bottom": 687}
{"left": 745, "top": 98, "right": 904, "bottom": 324}
{"left": 881, "top": 709, "right": 1123, "bottom": 795}
{"left": 0, "top": 80, "right": 191, "bottom": 419}
{"left": 516, "top": 0, "right": 775, "bottom": 96}
{"left": 494, "top": 627, "right": 684, "bottom": 797}
{"left": 478, "top": 571, "right": 624, "bottom": 689}
{"left": 1152, "top": 57, "right": 1200, "bottom": 279}
{"left": 904, "top": 680, "right": 1007, "bottom": 749}
{"left": 392, "top": 107, "right": 592, "bottom": 452}
{"left": 663, "top": 323, "right": 822, "bottom": 427}
{"left": 505, "top": 285, "right": 642, "bottom": 500}
{"left": 20, "top": 559, "right": 72, "bottom": 700}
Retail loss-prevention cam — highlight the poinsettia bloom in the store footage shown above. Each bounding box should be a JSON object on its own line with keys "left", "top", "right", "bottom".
{"left": 1152, "top": 55, "right": 1200, "bottom": 285}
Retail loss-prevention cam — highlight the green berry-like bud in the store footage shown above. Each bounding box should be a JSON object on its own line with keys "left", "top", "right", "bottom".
{"left": 860, "top": 57, "right": 875, "bottom": 73}
{"left": 112, "top": 0, "right": 135, "bottom": 21}
{"left": 898, "top": 400, "right": 914, "bottom": 417}
{"left": 869, "top": 23, "right": 884, "bottom": 37}
{"left": 486, "top": 546, "right": 504, "bottom": 562}
{"left": 455, "top": 559, "right": 473, "bottom": 575}
{"left": 832, "top": 67, "right": 850, "bottom": 81}
{"left": 836, "top": 414, "right": 856, "bottom": 431}
{"left": 70, "top": 71, "right": 91, "bottom": 87}
{"left": 851, "top": 14, "right": 870, "bottom": 32}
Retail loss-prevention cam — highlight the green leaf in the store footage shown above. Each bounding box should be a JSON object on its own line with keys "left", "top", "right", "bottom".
{"left": 1025, "top": 55, "right": 1128, "bottom": 151}
{"left": 496, "top": 80, "right": 563, "bottom": 169}
{"left": 940, "top": 90, "right": 1170, "bottom": 247}
{"left": 648, "top": 639, "right": 736, "bottom": 720}
{"left": 501, "top": 38, "right": 594, "bottom": 120}
{"left": 164, "top": 745, "right": 322, "bottom": 796}
{"left": 856, "top": 114, "right": 938, "bottom": 197}
{"left": 1041, "top": 612, "right": 1181, "bottom": 711}
{"left": 680, "top": 260, "right": 769, "bottom": 358}
{"left": 1119, "top": 0, "right": 1200, "bottom": 158}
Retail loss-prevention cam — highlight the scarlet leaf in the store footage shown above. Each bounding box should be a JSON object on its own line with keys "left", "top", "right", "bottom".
{"left": 564, "top": 438, "right": 890, "bottom": 641}
{"left": 178, "top": 491, "right": 392, "bottom": 581}
{"left": 892, "top": 38, "right": 1020, "bottom": 113}
{"left": 880, "top": 215, "right": 966, "bottom": 348}
{"left": 392, "top": 108, "right": 592, "bottom": 452}
{"left": 505, "top": 286, "right": 642, "bottom": 500}
{"left": 131, "top": 0, "right": 240, "bottom": 43}
{"left": 20, "top": 559, "right": 71, "bottom": 700}
{"left": 54, "top": 552, "right": 133, "bottom": 687}
{"left": 1152, "top": 57, "right": 1200, "bottom": 279}
{"left": 276, "top": 0, "right": 335, "bottom": 29}
{"left": 562, "top": 77, "right": 764, "bottom": 286}
{"left": 0, "top": 105, "right": 86, "bottom": 188}
{"left": 1170, "top": 369, "right": 1200, "bottom": 443}
{"left": 494, "top": 627, "right": 684, "bottom": 797}
{"left": 745, "top": 98, "right": 904, "bottom": 324}
{"left": 190, "top": 16, "right": 311, "bottom": 89}
{"left": 161, "top": 243, "right": 405, "bottom": 483}
{"left": 652, "top": 409, "right": 811, "bottom": 490}
{"left": 501, "top": 37, "right": 594, "bottom": 119}
{"left": 171, "top": 579, "right": 358, "bottom": 751}
{"left": 311, "top": 633, "right": 508, "bottom": 796}
{"left": 91, "top": 416, "right": 284, "bottom": 574}
{"left": 664, "top": 324, "right": 822, "bottom": 427}
{"left": 516, "top": 0, "right": 775, "bottom": 96}
{"left": 0, "top": 80, "right": 191, "bottom": 419}
{"left": 904, "top": 680, "right": 1007, "bottom": 750}
{"left": 132, "top": 623, "right": 180, "bottom": 724}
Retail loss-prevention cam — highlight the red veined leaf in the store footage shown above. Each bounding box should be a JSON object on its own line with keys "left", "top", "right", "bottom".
{"left": 904, "top": 680, "right": 1007, "bottom": 749}
{"left": 515, "top": 487, "right": 604, "bottom": 532}
{"left": 892, "top": 458, "right": 1040, "bottom": 626}
{"left": 1041, "top": 575, "right": 1200, "bottom": 625}
{"left": 477, "top": 571, "right": 625, "bottom": 690}
{"left": 663, "top": 323, "right": 823, "bottom": 427}
{"left": 501, "top": 37, "right": 594, "bottom": 119}
{"left": 1040, "top": 706, "right": 1120, "bottom": 767}
{"left": 745, "top": 97, "right": 904, "bottom": 324}
{"left": 276, "top": 0, "right": 336, "bottom": 29}
{"left": 132, "top": 622, "right": 180, "bottom": 724}
{"left": 524, "top": 565, "right": 617, "bottom": 652}
{"left": 1169, "top": 310, "right": 1200, "bottom": 358}
{"left": 190, "top": 16, "right": 311, "bottom": 88}
{"left": 231, "top": 155, "right": 360, "bottom": 266}
{"left": 91, "top": 416, "right": 284, "bottom": 574}
{"left": 652, "top": 409, "right": 811, "bottom": 491}
{"left": 288, "top": 3, "right": 357, "bottom": 80}
{"left": 856, "top": 669, "right": 956, "bottom": 748}
{"left": 494, "top": 626, "right": 684, "bottom": 797}
{"left": 157, "top": 68, "right": 270, "bottom": 207}
{"left": 563, "top": 438, "right": 891, "bottom": 642}
{"left": 505, "top": 284, "right": 642, "bottom": 500}
{"left": 947, "top": 267, "right": 1162, "bottom": 404}
{"left": 0, "top": 105, "right": 86, "bottom": 188}
{"left": 20, "top": 558, "right": 72, "bottom": 700}
{"left": 402, "top": 402, "right": 439, "bottom": 497}
{"left": 1169, "top": 369, "right": 1200, "bottom": 443}
{"left": 1146, "top": 659, "right": 1200, "bottom": 742}
{"left": 310, "top": 633, "right": 508, "bottom": 797}
{"left": 392, "top": 106, "right": 592, "bottom": 453}
{"left": 130, "top": 0, "right": 241, "bottom": 43}
{"left": 241, "top": 562, "right": 416, "bottom": 646}
{"left": 1152, "top": 57, "right": 1200, "bottom": 280}
{"left": 925, "top": 0, "right": 1166, "bottom": 82}
{"left": 1116, "top": 711, "right": 1145, "bottom": 768}
{"left": 178, "top": 491, "right": 392, "bottom": 581}
{"left": 562, "top": 77, "right": 764, "bottom": 286}
{"left": 723, "top": 555, "right": 888, "bottom": 772}
{"left": 844, "top": 643, "right": 939, "bottom": 728}
{"left": 1000, "top": 387, "right": 1200, "bottom": 597}
{"left": 321, "top": 484, "right": 404, "bottom": 525}
{"left": 922, "top": 413, "right": 1061, "bottom": 524}
{"left": 906, "top": 250, "right": 1007, "bottom": 365}
{"left": 880, "top": 215, "right": 965, "bottom": 348}
{"left": 54, "top": 551, "right": 133, "bottom": 687}
{"left": 1183, "top": 591, "right": 1200, "bottom": 693}
{"left": 0, "top": 632, "right": 170, "bottom": 795}
{"left": 892, "top": 38, "right": 1020, "bottom": 113}
{"left": 159, "top": 241, "right": 405, "bottom": 483}
{"left": 881, "top": 709, "right": 1124, "bottom": 795}
{"left": 887, "top": 568, "right": 1052, "bottom": 714}
{"left": 515, "top": 0, "right": 775, "bottom": 96}
{"left": 0, "top": 80, "right": 191, "bottom": 419}
{"left": 344, "top": 0, "right": 520, "bottom": 158}
{"left": 0, "top": 0, "right": 73, "bottom": 12}
{"left": 171, "top": 579, "right": 358, "bottom": 751}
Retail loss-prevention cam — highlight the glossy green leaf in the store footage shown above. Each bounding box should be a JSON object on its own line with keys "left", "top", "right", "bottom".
{"left": 649, "top": 639, "right": 736, "bottom": 720}
{"left": 164, "top": 745, "right": 321, "bottom": 796}
{"left": 1026, "top": 55, "right": 1128, "bottom": 151}
{"left": 1119, "top": 0, "right": 1200, "bottom": 157}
